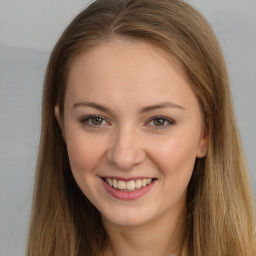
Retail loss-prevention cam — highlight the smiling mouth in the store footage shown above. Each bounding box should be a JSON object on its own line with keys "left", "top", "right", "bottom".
{"left": 102, "top": 177, "right": 156, "bottom": 192}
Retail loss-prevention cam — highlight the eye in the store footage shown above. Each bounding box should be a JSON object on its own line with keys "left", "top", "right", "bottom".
{"left": 146, "top": 116, "right": 174, "bottom": 129}
{"left": 80, "top": 115, "right": 109, "bottom": 127}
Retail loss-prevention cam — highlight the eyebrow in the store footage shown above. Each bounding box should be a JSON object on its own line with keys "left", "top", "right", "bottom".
{"left": 72, "top": 101, "right": 185, "bottom": 114}
{"left": 139, "top": 102, "right": 185, "bottom": 113}
{"left": 73, "top": 102, "right": 109, "bottom": 112}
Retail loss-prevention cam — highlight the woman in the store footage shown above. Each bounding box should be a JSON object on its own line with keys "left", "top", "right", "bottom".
{"left": 26, "top": 0, "right": 256, "bottom": 255}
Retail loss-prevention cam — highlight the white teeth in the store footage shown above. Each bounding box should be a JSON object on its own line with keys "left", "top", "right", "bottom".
{"left": 113, "top": 179, "right": 118, "bottom": 188}
{"left": 127, "top": 180, "right": 136, "bottom": 190}
{"left": 117, "top": 180, "right": 126, "bottom": 190}
{"left": 106, "top": 178, "right": 112, "bottom": 186}
{"left": 105, "top": 178, "right": 153, "bottom": 191}
{"left": 135, "top": 179, "right": 142, "bottom": 189}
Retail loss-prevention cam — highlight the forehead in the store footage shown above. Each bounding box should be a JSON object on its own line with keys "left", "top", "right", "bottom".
{"left": 67, "top": 38, "right": 186, "bottom": 81}
{"left": 64, "top": 38, "right": 198, "bottom": 112}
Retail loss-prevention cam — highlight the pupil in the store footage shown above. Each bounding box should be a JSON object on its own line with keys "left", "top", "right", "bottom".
{"left": 92, "top": 117, "right": 103, "bottom": 125}
{"left": 154, "top": 118, "right": 164, "bottom": 126}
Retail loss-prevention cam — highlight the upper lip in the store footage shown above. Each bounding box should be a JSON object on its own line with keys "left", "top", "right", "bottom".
{"left": 101, "top": 176, "right": 156, "bottom": 181}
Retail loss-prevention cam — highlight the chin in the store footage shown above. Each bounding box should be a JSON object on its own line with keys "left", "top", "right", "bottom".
{"left": 100, "top": 206, "right": 157, "bottom": 227}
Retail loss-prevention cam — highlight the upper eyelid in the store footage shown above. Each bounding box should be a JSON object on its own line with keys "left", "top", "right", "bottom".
{"left": 80, "top": 114, "right": 175, "bottom": 126}
{"left": 80, "top": 115, "right": 111, "bottom": 127}
{"left": 81, "top": 114, "right": 109, "bottom": 122}
{"left": 147, "top": 116, "right": 175, "bottom": 123}
{"left": 142, "top": 116, "right": 175, "bottom": 130}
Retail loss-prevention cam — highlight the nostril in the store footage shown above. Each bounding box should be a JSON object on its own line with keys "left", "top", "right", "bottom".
{"left": 106, "top": 148, "right": 146, "bottom": 170}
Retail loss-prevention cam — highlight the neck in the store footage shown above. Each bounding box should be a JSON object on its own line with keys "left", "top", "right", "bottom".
{"left": 101, "top": 208, "right": 186, "bottom": 256}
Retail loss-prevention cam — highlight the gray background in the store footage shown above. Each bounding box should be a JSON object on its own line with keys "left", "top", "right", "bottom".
{"left": 0, "top": 0, "right": 255, "bottom": 255}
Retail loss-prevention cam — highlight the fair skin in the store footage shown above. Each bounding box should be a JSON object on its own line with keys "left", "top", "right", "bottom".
{"left": 56, "top": 39, "right": 207, "bottom": 256}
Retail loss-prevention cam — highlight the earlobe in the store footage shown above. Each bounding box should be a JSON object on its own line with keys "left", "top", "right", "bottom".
{"left": 54, "top": 106, "right": 66, "bottom": 143}
{"left": 196, "top": 128, "right": 208, "bottom": 158}
{"left": 55, "top": 106, "right": 61, "bottom": 125}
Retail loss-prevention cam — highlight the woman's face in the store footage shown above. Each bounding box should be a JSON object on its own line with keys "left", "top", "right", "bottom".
{"left": 57, "top": 39, "right": 207, "bottom": 227}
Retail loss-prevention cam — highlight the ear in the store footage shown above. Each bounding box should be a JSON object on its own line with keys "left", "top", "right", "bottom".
{"left": 196, "top": 126, "right": 208, "bottom": 158}
{"left": 55, "top": 106, "right": 66, "bottom": 143}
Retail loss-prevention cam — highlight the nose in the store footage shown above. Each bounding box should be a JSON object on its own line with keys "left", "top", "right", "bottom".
{"left": 106, "top": 126, "right": 146, "bottom": 170}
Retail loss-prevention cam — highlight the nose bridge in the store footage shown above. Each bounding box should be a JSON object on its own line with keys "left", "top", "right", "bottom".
{"left": 107, "top": 124, "right": 145, "bottom": 170}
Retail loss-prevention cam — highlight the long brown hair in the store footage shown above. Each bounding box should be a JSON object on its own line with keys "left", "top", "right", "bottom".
{"left": 26, "top": 0, "right": 256, "bottom": 255}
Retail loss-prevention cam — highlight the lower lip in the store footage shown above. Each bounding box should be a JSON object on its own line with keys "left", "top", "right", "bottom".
{"left": 101, "top": 179, "right": 156, "bottom": 200}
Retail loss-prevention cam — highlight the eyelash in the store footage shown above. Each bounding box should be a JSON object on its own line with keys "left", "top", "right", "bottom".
{"left": 145, "top": 116, "right": 175, "bottom": 129}
{"left": 80, "top": 115, "right": 110, "bottom": 128}
{"left": 80, "top": 115, "right": 175, "bottom": 129}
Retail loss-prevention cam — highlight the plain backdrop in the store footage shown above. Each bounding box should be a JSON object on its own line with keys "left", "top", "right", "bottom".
{"left": 0, "top": 0, "right": 255, "bottom": 255}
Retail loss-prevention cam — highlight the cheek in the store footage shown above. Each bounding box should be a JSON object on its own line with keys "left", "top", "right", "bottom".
{"left": 151, "top": 134, "right": 199, "bottom": 207}
{"left": 65, "top": 128, "right": 105, "bottom": 176}
{"left": 149, "top": 131, "right": 199, "bottom": 178}
{"left": 65, "top": 131, "right": 108, "bottom": 199}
